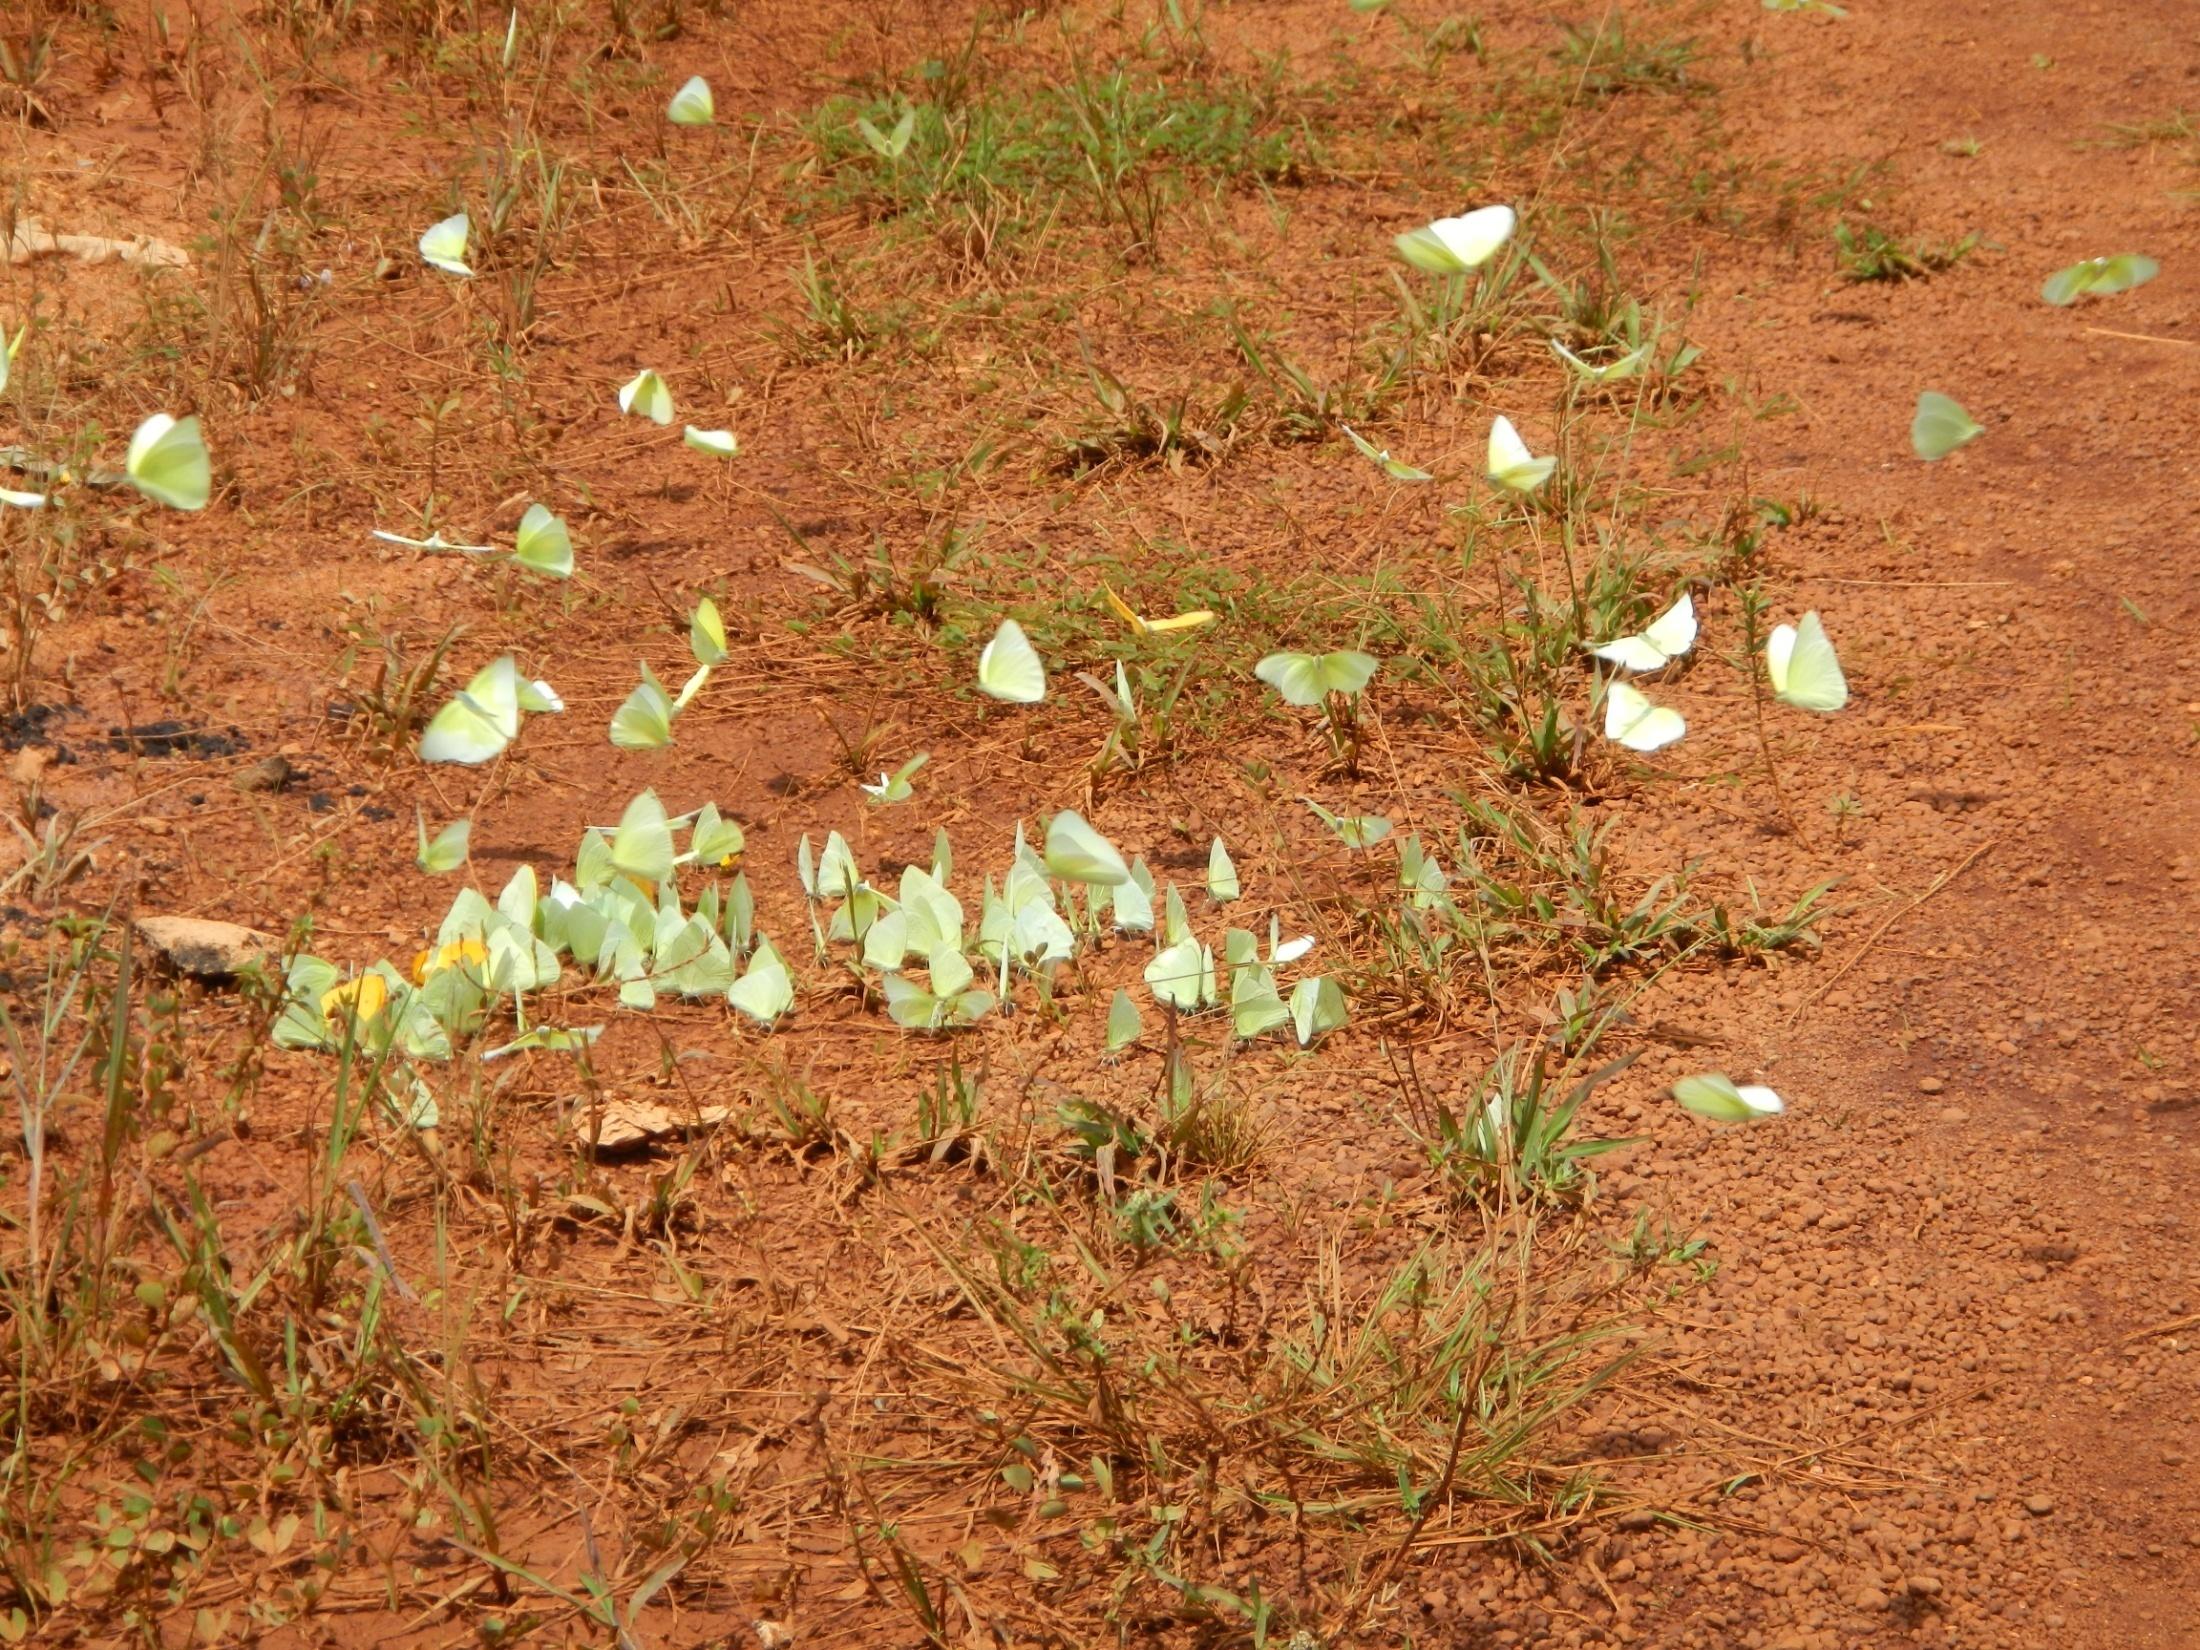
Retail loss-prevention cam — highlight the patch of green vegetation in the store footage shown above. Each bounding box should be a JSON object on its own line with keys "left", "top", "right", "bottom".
{"left": 1832, "top": 220, "right": 1980, "bottom": 282}
{"left": 792, "top": 56, "right": 1311, "bottom": 258}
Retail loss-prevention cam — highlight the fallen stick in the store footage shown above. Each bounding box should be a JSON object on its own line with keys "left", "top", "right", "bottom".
{"left": 1791, "top": 835, "right": 2000, "bottom": 1023}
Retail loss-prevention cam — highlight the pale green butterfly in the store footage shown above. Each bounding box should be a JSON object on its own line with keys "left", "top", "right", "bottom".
{"left": 618, "top": 369, "right": 674, "bottom": 425}
{"left": 610, "top": 789, "right": 676, "bottom": 886}
{"left": 610, "top": 663, "right": 676, "bottom": 749}
{"left": 482, "top": 1024, "right": 604, "bottom": 1062}
{"left": 1762, "top": 0, "right": 1846, "bottom": 14}
{"left": 420, "top": 655, "right": 521, "bottom": 765}
{"left": 1911, "top": 391, "right": 1982, "bottom": 461}
{"left": 690, "top": 598, "right": 728, "bottom": 666}
{"left": 683, "top": 426, "right": 737, "bottom": 456}
{"left": 1099, "top": 991, "right": 1139, "bottom": 1060}
{"left": 517, "top": 677, "right": 563, "bottom": 714}
{"left": 416, "top": 813, "right": 471, "bottom": 875}
{"left": 1394, "top": 204, "right": 1515, "bottom": 276}
{"left": 1231, "top": 964, "right": 1290, "bottom": 1041}
{"left": 125, "top": 412, "right": 210, "bottom": 510}
{"left": 1304, "top": 797, "right": 1392, "bottom": 849}
{"left": 1289, "top": 976, "right": 1348, "bottom": 1047}
{"left": 418, "top": 212, "right": 472, "bottom": 277}
{"left": 1673, "top": 1072, "right": 1784, "bottom": 1122}
{"left": 666, "top": 75, "right": 714, "bottom": 126}
{"left": 1602, "top": 680, "right": 1685, "bottom": 753}
{"left": 513, "top": 503, "right": 573, "bottom": 579}
{"left": 500, "top": 8, "right": 519, "bottom": 69}
{"left": 2040, "top": 253, "right": 2158, "bottom": 307}
{"left": 1207, "top": 837, "right": 1239, "bottom": 902}
{"left": 1044, "top": 810, "right": 1130, "bottom": 886}
{"left": 882, "top": 971, "right": 993, "bottom": 1031}
{"left": 1590, "top": 593, "right": 1696, "bottom": 673}
{"left": 976, "top": 617, "right": 1046, "bottom": 703}
{"left": 860, "top": 753, "right": 929, "bottom": 805}
{"left": 1551, "top": 340, "right": 1650, "bottom": 383}
{"left": 0, "top": 322, "right": 19, "bottom": 393}
{"left": 856, "top": 106, "right": 916, "bottom": 160}
{"left": 1766, "top": 612, "right": 1848, "bottom": 712}
{"left": 1485, "top": 415, "right": 1555, "bottom": 493}
{"left": 1254, "top": 648, "right": 1378, "bottom": 707}
{"left": 727, "top": 935, "right": 795, "bottom": 1024}
{"left": 373, "top": 526, "right": 493, "bottom": 555}
{"left": 1144, "top": 935, "right": 1213, "bottom": 1011}
{"left": 1341, "top": 423, "right": 1432, "bottom": 482}
{"left": 690, "top": 802, "right": 746, "bottom": 866}
{"left": 0, "top": 488, "right": 45, "bottom": 510}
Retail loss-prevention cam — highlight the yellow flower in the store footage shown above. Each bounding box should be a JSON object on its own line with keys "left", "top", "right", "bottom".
{"left": 320, "top": 973, "right": 389, "bottom": 1025}
{"left": 413, "top": 937, "right": 490, "bottom": 983}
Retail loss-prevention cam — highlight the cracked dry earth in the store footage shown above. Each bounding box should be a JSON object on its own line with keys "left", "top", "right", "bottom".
{"left": 1481, "top": 4, "right": 2200, "bottom": 1648}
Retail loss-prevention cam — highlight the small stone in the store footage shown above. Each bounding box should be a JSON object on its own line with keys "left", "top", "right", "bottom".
{"left": 1615, "top": 1509, "right": 1656, "bottom": 1532}
{"left": 1905, "top": 1574, "right": 1943, "bottom": 1598}
{"left": 1918, "top": 1076, "right": 1946, "bottom": 1094}
{"left": 1856, "top": 1587, "right": 1889, "bottom": 1611}
{"left": 1768, "top": 1538, "right": 1807, "bottom": 1563}
{"left": 233, "top": 754, "right": 296, "bottom": 793}
{"left": 134, "top": 915, "right": 277, "bottom": 979}
{"left": 1938, "top": 1105, "right": 1968, "bottom": 1123}
{"left": 2024, "top": 1494, "right": 2054, "bottom": 1517}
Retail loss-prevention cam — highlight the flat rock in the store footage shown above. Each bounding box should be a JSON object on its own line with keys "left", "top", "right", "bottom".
{"left": 134, "top": 915, "right": 276, "bottom": 979}
{"left": 588, "top": 1100, "right": 733, "bottom": 1152}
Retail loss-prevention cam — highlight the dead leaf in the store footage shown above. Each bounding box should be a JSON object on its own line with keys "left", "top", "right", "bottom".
{"left": 586, "top": 1099, "right": 731, "bottom": 1152}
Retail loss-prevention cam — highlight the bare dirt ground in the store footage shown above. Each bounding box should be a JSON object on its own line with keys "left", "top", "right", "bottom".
{"left": 2, "top": 0, "right": 2196, "bottom": 1646}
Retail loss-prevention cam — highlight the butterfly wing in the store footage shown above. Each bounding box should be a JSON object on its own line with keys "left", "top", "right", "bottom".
{"left": 420, "top": 693, "right": 508, "bottom": 765}
{"left": 1764, "top": 623, "right": 1797, "bottom": 696}
{"left": 1314, "top": 651, "right": 1379, "bottom": 697}
{"left": 611, "top": 790, "right": 676, "bottom": 885}
{"left": 1255, "top": 652, "right": 1323, "bottom": 706}
{"left": 1910, "top": 391, "right": 1982, "bottom": 461}
{"left": 513, "top": 504, "right": 573, "bottom": 578}
{"left": 976, "top": 619, "right": 1046, "bottom": 703}
{"left": 1044, "top": 811, "right": 1129, "bottom": 885}
{"left": 1596, "top": 595, "right": 1695, "bottom": 669}
{"left": 667, "top": 75, "right": 714, "bottom": 125}
{"left": 1603, "top": 681, "right": 1685, "bottom": 752}
{"left": 418, "top": 213, "right": 472, "bottom": 277}
{"left": 610, "top": 669, "right": 675, "bottom": 749}
{"left": 1485, "top": 416, "right": 1554, "bottom": 492}
{"left": 126, "top": 413, "right": 211, "bottom": 510}
{"left": 1774, "top": 611, "right": 1848, "bottom": 712}
{"left": 1427, "top": 204, "right": 1515, "bottom": 270}
{"left": 1590, "top": 634, "right": 1670, "bottom": 673}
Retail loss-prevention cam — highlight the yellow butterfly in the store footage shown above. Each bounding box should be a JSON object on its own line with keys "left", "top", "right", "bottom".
{"left": 1100, "top": 582, "right": 1215, "bottom": 636}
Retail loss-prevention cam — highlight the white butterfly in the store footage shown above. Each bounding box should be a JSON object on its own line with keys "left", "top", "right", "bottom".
{"left": 1394, "top": 205, "right": 1516, "bottom": 276}
{"left": 1486, "top": 416, "right": 1555, "bottom": 493}
{"left": 1551, "top": 340, "right": 1650, "bottom": 384}
{"left": 418, "top": 212, "right": 473, "bottom": 278}
{"left": 1766, "top": 612, "right": 1848, "bottom": 712}
{"left": 1590, "top": 594, "right": 1696, "bottom": 674}
{"left": 666, "top": 75, "right": 714, "bottom": 126}
{"left": 683, "top": 426, "right": 737, "bottom": 456}
{"left": 420, "top": 656, "right": 522, "bottom": 765}
{"left": 1602, "top": 680, "right": 1685, "bottom": 752}
{"left": 976, "top": 618, "right": 1046, "bottom": 703}
{"left": 618, "top": 369, "right": 674, "bottom": 426}
{"left": 372, "top": 527, "right": 494, "bottom": 555}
